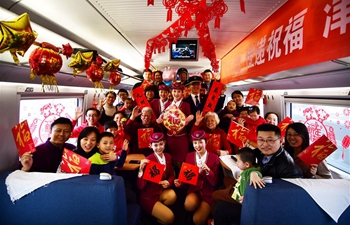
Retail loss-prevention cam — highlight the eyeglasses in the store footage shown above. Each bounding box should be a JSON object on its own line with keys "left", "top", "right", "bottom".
{"left": 257, "top": 138, "right": 280, "bottom": 145}
{"left": 86, "top": 114, "right": 98, "bottom": 118}
{"left": 286, "top": 133, "right": 301, "bottom": 138}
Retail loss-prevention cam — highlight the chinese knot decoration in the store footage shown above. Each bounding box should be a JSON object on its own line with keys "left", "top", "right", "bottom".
{"left": 145, "top": 0, "right": 245, "bottom": 72}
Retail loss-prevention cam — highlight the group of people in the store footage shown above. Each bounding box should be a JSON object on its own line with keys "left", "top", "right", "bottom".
{"left": 18, "top": 67, "right": 333, "bottom": 225}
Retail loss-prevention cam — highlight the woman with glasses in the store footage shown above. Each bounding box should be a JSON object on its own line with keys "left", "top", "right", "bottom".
{"left": 284, "top": 123, "right": 332, "bottom": 179}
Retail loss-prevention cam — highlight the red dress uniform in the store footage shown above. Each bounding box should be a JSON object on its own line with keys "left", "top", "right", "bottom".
{"left": 184, "top": 151, "right": 219, "bottom": 206}
{"left": 150, "top": 98, "right": 168, "bottom": 119}
{"left": 163, "top": 100, "right": 192, "bottom": 162}
{"left": 137, "top": 153, "right": 175, "bottom": 214}
{"left": 191, "top": 124, "right": 232, "bottom": 154}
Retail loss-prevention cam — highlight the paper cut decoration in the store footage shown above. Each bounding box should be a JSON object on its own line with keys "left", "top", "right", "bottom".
{"left": 61, "top": 149, "right": 91, "bottom": 174}
{"left": 207, "top": 134, "right": 221, "bottom": 152}
{"left": 226, "top": 120, "right": 250, "bottom": 148}
{"left": 297, "top": 135, "right": 337, "bottom": 167}
{"left": 278, "top": 117, "right": 294, "bottom": 138}
{"left": 142, "top": 160, "right": 165, "bottom": 184}
{"left": 163, "top": 105, "right": 186, "bottom": 135}
{"left": 178, "top": 162, "right": 199, "bottom": 185}
{"left": 202, "top": 81, "right": 222, "bottom": 115}
{"left": 11, "top": 120, "right": 36, "bottom": 157}
{"left": 138, "top": 128, "right": 154, "bottom": 148}
{"left": 245, "top": 88, "right": 262, "bottom": 105}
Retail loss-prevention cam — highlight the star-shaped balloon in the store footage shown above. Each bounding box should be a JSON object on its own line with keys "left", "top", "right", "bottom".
{"left": 0, "top": 13, "right": 38, "bottom": 64}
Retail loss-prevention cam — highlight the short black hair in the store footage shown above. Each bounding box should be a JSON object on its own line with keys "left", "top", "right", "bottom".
{"left": 231, "top": 90, "right": 243, "bottom": 99}
{"left": 85, "top": 108, "right": 100, "bottom": 117}
{"left": 104, "top": 120, "right": 118, "bottom": 131}
{"left": 143, "top": 69, "right": 152, "bottom": 74}
{"left": 203, "top": 69, "right": 212, "bottom": 74}
{"left": 249, "top": 106, "right": 260, "bottom": 115}
{"left": 113, "top": 111, "right": 127, "bottom": 118}
{"left": 264, "top": 112, "right": 279, "bottom": 122}
{"left": 98, "top": 131, "right": 115, "bottom": 142}
{"left": 50, "top": 117, "right": 73, "bottom": 130}
{"left": 237, "top": 147, "right": 257, "bottom": 167}
{"left": 256, "top": 123, "right": 281, "bottom": 137}
{"left": 105, "top": 91, "right": 116, "bottom": 98}
{"left": 77, "top": 127, "right": 99, "bottom": 151}
{"left": 117, "top": 89, "right": 128, "bottom": 95}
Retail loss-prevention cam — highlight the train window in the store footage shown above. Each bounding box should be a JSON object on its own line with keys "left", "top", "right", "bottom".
{"left": 284, "top": 97, "right": 350, "bottom": 174}
{"left": 19, "top": 93, "right": 85, "bottom": 146}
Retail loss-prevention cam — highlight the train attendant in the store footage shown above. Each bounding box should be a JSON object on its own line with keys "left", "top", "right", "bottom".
{"left": 161, "top": 82, "right": 193, "bottom": 172}
{"left": 150, "top": 84, "right": 170, "bottom": 118}
{"left": 191, "top": 111, "right": 232, "bottom": 156}
{"left": 174, "top": 130, "right": 219, "bottom": 225}
{"left": 71, "top": 108, "right": 105, "bottom": 138}
{"left": 137, "top": 133, "right": 177, "bottom": 225}
{"left": 284, "top": 123, "right": 332, "bottom": 179}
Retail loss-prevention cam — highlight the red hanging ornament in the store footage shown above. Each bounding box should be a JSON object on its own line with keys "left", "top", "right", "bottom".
{"left": 86, "top": 62, "right": 104, "bottom": 90}
{"left": 29, "top": 42, "right": 62, "bottom": 92}
{"left": 341, "top": 135, "right": 350, "bottom": 160}
{"left": 240, "top": 0, "right": 246, "bottom": 13}
{"left": 211, "top": 0, "right": 228, "bottom": 29}
{"left": 147, "top": 0, "right": 154, "bottom": 6}
{"left": 163, "top": 0, "right": 179, "bottom": 22}
{"left": 109, "top": 71, "right": 121, "bottom": 89}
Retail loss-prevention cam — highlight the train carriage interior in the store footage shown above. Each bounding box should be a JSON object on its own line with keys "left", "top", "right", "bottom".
{"left": 0, "top": 0, "right": 349, "bottom": 224}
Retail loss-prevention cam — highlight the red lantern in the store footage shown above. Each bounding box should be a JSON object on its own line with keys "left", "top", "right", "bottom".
{"left": 86, "top": 62, "right": 104, "bottom": 90}
{"left": 29, "top": 42, "right": 62, "bottom": 92}
{"left": 109, "top": 71, "right": 121, "bottom": 89}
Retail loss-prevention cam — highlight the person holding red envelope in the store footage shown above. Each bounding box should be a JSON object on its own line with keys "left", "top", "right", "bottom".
{"left": 137, "top": 133, "right": 176, "bottom": 225}
{"left": 174, "top": 130, "right": 219, "bottom": 225}
{"left": 284, "top": 123, "right": 332, "bottom": 179}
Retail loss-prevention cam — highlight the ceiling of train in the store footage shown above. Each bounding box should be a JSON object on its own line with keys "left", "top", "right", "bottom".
{"left": 0, "top": 0, "right": 349, "bottom": 90}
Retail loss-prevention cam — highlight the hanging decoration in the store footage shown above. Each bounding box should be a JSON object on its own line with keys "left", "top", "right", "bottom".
{"left": 68, "top": 49, "right": 98, "bottom": 76}
{"left": 104, "top": 59, "right": 122, "bottom": 89}
{"left": 86, "top": 55, "right": 105, "bottom": 91}
{"left": 29, "top": 42, "right": 63, "bottom": 92}
{"left": 0, "top": 13, "right": 38, "bottom": 64}
{"left": 144, "top": 0, "right": 237, "bottom": 72}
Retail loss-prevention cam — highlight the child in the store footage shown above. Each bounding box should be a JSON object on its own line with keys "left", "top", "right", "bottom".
{"left": 120, "top": 97, "right": 133, "bottom": 118}
{"left": 244, "top": 106, "right": 266, "bottom": 141}
{"left": 104, "top": 120, "right": 130, "bottom": 156}
{"left": 137, "top": 133, "right": 176, "bottom": 225}
{"left": 89, "top": 132, "right": 128, "bottom": 175}
{"left": 218, "top": 100, "right": 240, "bottom": 132}
{"left": 212, "top": 147, "right": 263, "bottom": 225}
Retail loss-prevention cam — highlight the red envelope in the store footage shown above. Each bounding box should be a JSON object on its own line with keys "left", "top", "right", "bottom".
{"left": 138, "top": 128, "right": 154, "bottom": 148}
{"left": 207, "top": 134, "right": 221, "bottom": 152}
{"left": 61, "top": 149, "right": 91, "bottom": 174}
{"left": 178, "top": 162, "right": 199, "bottom": 185}
{"left": 142, "top": 160, "right": 165, "bottom": 184}
{"left": 245, "top": 88, "right": 262, "bottom": 106}
{"left": 202, "top": 81, "right": 222, "bottom": 115}
{"left": 11, "top": 120, "right": 36, "bottom": 157}
{"left": 297, "top": 135, "right": 337, "bottom": 167}
{"left": 226, "top": 120, "right": 250, "bottom": 148}
{"left": 277, "top": 117, "right": 294, "bottom": 138}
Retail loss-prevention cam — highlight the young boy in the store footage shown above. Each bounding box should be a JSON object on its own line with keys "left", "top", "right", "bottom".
{"left": 244, "top": 106, "right": 266, "bottom": 141}
{"left": 104, "top": 120, "right": 130, "bottom": 156}
{"left": 89, "top": 132, "right": 128, "bottom": 175}
{"left": 219, "top": 100, "right": 240, "bottom": 132}
{"left": 120, "top": 97, "right": 133, "bottom": 118}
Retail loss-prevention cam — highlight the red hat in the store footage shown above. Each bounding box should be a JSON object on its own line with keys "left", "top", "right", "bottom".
{"left": 191, "top": 130, "right": 206, "bottom": 141}
{"left": 158, "top": 84, "right": 170, "bottom": 91}
{"left": 150, "top": 133, "right": 165, "bottom": 143}
{"left": 171, "top": 82, "right": 184, "bottom": 90}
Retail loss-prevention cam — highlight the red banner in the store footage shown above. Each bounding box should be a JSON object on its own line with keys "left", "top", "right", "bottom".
{"left": 245, "top": 88, "right": 262, "bottom": 106}
{"left": 297, "top": 135, "right": 337, "bottom": 167}
{"left": 61, "top": 149, "right": 91, "bottom": 174}
{"left": 142, "top": 160, "right": 165, "bottom": 184}
{"left": 133, "top": 86, "right": 157, "bottom": 120}
{"left": 221, "top": 0, "right": 350, "bottom": 84}
{"left": 11, "top": 120, "right": 36, "bottom": 157}
{"left": 227, "top": 120, "right": 250, "bottom": 148}
{"left": 278, "top": 117, "right": 294, "bottom": 138}
{"left": 178, "top": 162, "right": 199, "bottom": 186}
{"left": 138, "top": 128, "right": 154, "bottom": 148}
{"left": 207, "top": 134, "right": 221, "bottom": 152}
{"left": 202, "top": 81, "right": 222, "bottom": 115}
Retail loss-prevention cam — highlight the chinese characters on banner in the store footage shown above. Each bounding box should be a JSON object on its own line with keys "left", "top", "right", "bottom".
{"left": 138, "top": 128, "right": 154, "bottom": 149}
{"left": 207, "top": 134, "right": 221, "bottom": 152}
{"left": 61, "top": 149, "right": 91, "bottom": 174}
{"left": 133, "top": 86, "right": 157, "bottom": 120}
{"left": 11, "top": 120, "right": 36, "bottom": 157}
{"left": 245, "top": 88, "right": 262, "bottom": 106}
{"left": 202, "top": 81, "right": 222, "bottom": 115}
{"left": 142, "top": 160, "right": 165, "bottom": 184}
{"left": 227, "top": 121, "right": 250, "bottom": 148}
{"left": 163, "top": 106, "right": 186, "bottom": 135}
{"left": 297, "top": 135, "right": 337, "bottom": 167}
{"left": 178, "top": 162, "right": 199, "bottom": 185}
{"left": 277, "top": 117, "right": 294, "bottom": 138}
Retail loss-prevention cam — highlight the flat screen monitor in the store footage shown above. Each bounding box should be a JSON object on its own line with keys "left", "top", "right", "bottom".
{"left": 170, "top": 39, "right": 198, "bottom": 61}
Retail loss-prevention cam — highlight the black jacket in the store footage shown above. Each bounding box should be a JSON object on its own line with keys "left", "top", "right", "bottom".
{"left": 254, "top": 147, "right": 303, "bottom": 178}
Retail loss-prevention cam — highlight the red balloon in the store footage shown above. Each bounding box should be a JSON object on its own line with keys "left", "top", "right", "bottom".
{"left": 109, "top": 71, "right": 121, "bottom": 86}
{"left": 86, "top": 63, "right": 104, "bottom": 82}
